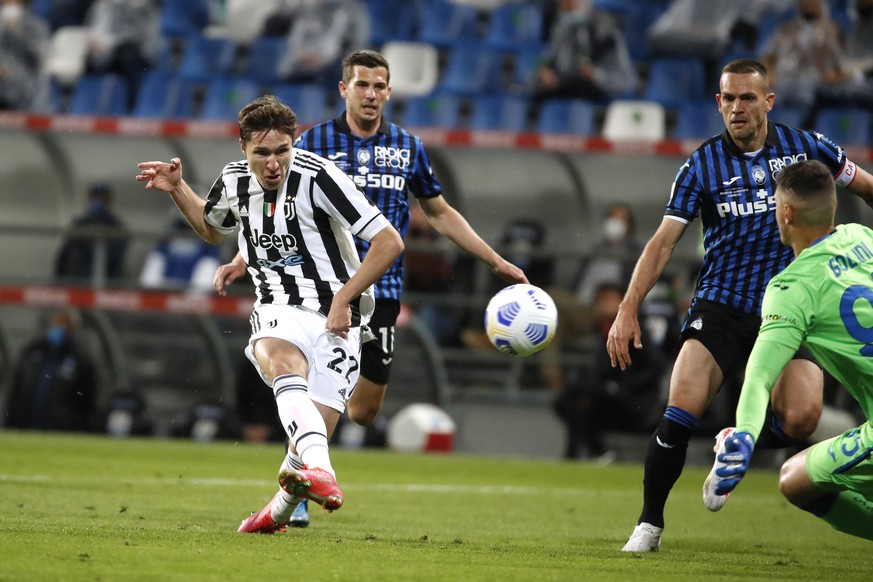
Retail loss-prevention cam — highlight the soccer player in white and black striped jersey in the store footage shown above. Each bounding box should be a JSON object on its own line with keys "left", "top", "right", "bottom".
{"left": 136, "top": 95, "right": 403, "bottom": 534}
{"left": 214, "top": 50, "right": 529, "bottom": 527}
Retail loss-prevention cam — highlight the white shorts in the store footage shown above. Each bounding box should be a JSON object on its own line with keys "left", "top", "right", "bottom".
{"left": 245, "top": 304, "right": 362, "bottom": 412}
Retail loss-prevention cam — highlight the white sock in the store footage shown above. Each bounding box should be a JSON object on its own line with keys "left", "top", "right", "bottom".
{"left": 270, "top": 452, "right": 305, "bottom": 523}
{"left": 273, "top": 374, "right": 334, "bottom": 477}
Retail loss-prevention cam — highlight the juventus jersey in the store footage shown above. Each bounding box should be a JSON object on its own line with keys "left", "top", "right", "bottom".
{"left": 666, "top": 121, "right": 857, "bottom": 315}
{"left": 295, "top": 114, "right": 442, "bottom": 301}
{"left": 203, "top": 149, "right": 390, "bottom": 326}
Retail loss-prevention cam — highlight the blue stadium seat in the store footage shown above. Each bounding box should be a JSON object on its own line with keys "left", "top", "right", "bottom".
{"left": 66, "top": 74, "right": 129, "bottom": 116}
{"left": 243, "top": 37, "right": 286, "bottom": 85}
{"left": 160, "top": 0, "right": 211, "bottom": 39}
{"left": 483, "top": 3, "right": 544, "bottom": 54}
{"left": 401, "top": 95, "right": 462, "bottom": 129}
{"left": 416, "top": 0, "right": 479, "bottom": 49}
{"left": 537, "top": 99, "right": 596, "bottom": 135}
{"left": 469, "top": 95, "right": 528, "bottom": 132}
{"left": 815, "top": 107, "right": 872, "bottom": 147}
{"left": 511, "top": 42, "right": 547, "bottom": 95}
{"left": 770, "top": 105, "right": 806, "bottom": 130}
{"left": 176, "top": 35, "right": 237, "bottom": 83}
{"left": 270, "top": 83, "right": 330, "bottom": 125}
{"left": 672, "top": 100, "right": 723, "bottom": 140}
{"left": 438, "top": 42, "right": 502, "bottom": 98}
{"left": 133, "top": 71, "right": 189, "bottom": 119}
{"left": 365, "top": 0, "right": 417, "bottom": 46}
{"left": 644, "top": 57, "right": 707, "bottom": 110}
{"left": 200, "top": 77, "right": 261, "bottom": 121}
{"left": 603, "top": 0, "right": 669, "bottom": 63}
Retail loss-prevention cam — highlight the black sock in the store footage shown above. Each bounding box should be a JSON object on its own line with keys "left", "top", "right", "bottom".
{"left": 754, "top": 410, "right": 797, "bottom": 449}
{"left": 638, "top": 406, "right": 699, "bottom": 529}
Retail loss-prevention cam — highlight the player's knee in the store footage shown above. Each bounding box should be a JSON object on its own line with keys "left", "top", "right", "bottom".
{"left": 777, "top": 400, "right": 822, "bottom": 440}
{"left": 346, "top": 402, "right": 378, "bottom": 427}
{"left": 778, "top": 454, "right": 813, "bottom": 507}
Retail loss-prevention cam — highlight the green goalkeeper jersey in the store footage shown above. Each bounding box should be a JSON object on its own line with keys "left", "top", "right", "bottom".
{"left": 736, "top": 223, "right": 873, "bottom": 440}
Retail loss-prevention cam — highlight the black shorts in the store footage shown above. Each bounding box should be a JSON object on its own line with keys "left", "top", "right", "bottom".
{"left": 360, "top": 299, "right": 401, "bottom": 385}
{"left": 679, "top": 298, "right": 817, "bottom": 378}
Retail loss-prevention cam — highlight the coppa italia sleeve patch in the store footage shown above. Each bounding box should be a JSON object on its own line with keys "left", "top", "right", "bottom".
{"left": 835, "top": 160, "right": 857, "bottom": 188}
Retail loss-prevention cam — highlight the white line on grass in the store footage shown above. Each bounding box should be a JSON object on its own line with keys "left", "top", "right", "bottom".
{"left": 0, "top": 473, "right": 582, "bottom": 496}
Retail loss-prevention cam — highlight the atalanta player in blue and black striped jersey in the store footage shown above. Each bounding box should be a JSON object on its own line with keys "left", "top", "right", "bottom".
{"left": 606, "top": 59, "right": 873, "bottom": 552}
{"left": 215, "top": 50, "right": 527, "bottom": 431}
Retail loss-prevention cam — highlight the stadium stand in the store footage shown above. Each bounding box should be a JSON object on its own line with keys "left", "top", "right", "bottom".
{"left": 66, "top": 74, "right": 129, "bottom": 116}
{"left": 468, "top": 94, "right": 528, "bottom": 132}
{"left": 536, "top": 99, "right": 596, "bottom": 135}
{"left": 815, "top": 107, "right": 872, "bottom": 147}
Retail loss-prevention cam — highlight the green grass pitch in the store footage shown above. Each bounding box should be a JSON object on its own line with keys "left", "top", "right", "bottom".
{"left": 0, "top": 431, "right": 869, "bottom": 581}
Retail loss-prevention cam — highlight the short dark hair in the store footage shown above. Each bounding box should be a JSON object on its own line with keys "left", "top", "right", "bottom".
{"left": 237, "top": 95, "right": 297, "bottom": 144}
{"left": 776, "top": 160, "right": 837, "bottom": 226}
{"left": 775, "top": 159, "right": 835, "bottom": 197}
{"left": 342, "top": 50, "right": 390, "bottom": 83}
{"left": 721, "top": 58, "right": 769, "bottom": 79}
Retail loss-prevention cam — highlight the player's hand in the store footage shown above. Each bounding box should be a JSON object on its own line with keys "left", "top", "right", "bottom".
{"left": 136, "top": 157, "right": 183, "bottom": 192}
{"left": 492, "top": 259, "right": 528, "bottom": 285}
{"left": 213, "top": 257, "right": 247, "bottom": 296}
{"left": 714, "top": 431, "right": 755, "bottom": 495}
{"left": 605, "top": 307, "right": 641, "bottom": 370}
{"left": 326, "top": 301, "right": 351, "bottom": 339}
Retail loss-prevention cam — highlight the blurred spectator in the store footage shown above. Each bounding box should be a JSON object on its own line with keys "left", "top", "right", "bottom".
{"left": 84, "top": 0, "right": 160, "bottom": 111}
{"left": 0, "top": 0, "right": 50, "bottom": 110}
{"left": 55, "top": 183, "right": 128, "bottom": 285}
{"left": 5, "top": 308, "right": 99, "bottom": 432}
{"left": 268, "top": 0, "right": 370, "bottom": 84}
{"left": 45, "top": 0, "right": 93, "bottom": 30}
{"left": 759, "top": 0, "right": 851, "bottom": 124}
{"left": 533, "top": 0, "right": 635, "bottom": 103}
{"left": 832, "top": 0, "right": 873, "bottom": 108}
{"left": 574, "top": 202, "right": 640, "bottom": 306}
{"left": 139, "top": 215, "right": 222, "bottom": 293}
{"left": 404, "top": 202, "right": 458, "bottom": 345}
{"left": 552, "top": 283, "right": 666, "bottom": 461}
{"left": 847, "top": 0, "right": 873, "bottom": 73}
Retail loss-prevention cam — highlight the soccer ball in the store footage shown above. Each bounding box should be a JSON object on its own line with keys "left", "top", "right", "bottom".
{"left": 484, "top": 284, "right": 558, "bottom": 357}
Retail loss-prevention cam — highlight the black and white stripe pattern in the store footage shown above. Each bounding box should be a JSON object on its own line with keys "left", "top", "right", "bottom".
{"left": 205, "top": 150, "right": 389, "bottom": 325}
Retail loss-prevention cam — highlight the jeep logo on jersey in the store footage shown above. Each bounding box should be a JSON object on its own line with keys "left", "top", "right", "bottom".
{"left": 249, "top": 228, "right": 298, "bottom": 252}
{"left": 768, "top": 153, "right": 807, "bottom": 180}
{"left": 374, "top": 145, "right": 410, "bottom": 169}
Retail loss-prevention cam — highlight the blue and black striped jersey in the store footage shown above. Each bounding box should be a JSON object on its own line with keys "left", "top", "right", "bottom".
{"left": 667, "top": 121, "right": 858, "bottom": 315}
{"left": 295, "top": 114, "right": 442, "bottom": 301}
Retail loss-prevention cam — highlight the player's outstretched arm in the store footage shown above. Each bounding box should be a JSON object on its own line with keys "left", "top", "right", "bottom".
{"left": 136, "top": 157, "right": 224, "bottom": 245}
{"left": 607, "top": 217, "right": 685, "bottom": 370}
{"left": 418, "top": 196, "right": 528, "bottom": 285}
{"left": 213, "top": 252, "right": 247, "bottom": 296}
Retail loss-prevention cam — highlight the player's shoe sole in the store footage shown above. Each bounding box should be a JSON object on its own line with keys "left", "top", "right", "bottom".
{"left": 703, "top": 426, "right": 735, "bottom": 512}
{"left": 279, "top": 466, "right": 343, "bottom": 512}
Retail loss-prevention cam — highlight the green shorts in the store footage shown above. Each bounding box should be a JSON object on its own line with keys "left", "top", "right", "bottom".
{"left": 806, "top": 421, "right": 873, "bottom": 498}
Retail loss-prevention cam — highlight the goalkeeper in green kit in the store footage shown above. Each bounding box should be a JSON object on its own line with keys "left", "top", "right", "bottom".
{"left": 712, "top": 159, "right": 873, "bottom": 541}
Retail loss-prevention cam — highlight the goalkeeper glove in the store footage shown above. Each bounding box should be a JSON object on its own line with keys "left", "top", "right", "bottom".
{"left": 714, "top": 431, "right": 755, "bottom": 496}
